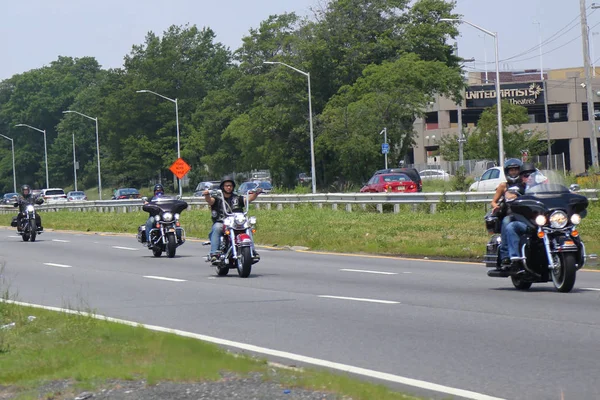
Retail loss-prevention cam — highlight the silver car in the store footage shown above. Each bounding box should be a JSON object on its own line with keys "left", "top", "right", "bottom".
{"left": 67, "top": 191, "right": 88, "bottom": 201}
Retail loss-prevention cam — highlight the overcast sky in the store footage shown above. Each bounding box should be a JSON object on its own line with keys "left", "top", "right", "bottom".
{"left": 0, "top": 0, "right": 596, "bottom": 81}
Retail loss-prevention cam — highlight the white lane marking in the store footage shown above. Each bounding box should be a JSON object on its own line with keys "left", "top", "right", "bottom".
{"left": 340, "top": 269, "right": 397, "bottom": 275}
{"left": 44, "top": 263, "right": 72, "bottom": 268}
{"left": 582, "top": 288, "right": 600, "bottom": 291}
{"left": 2, "top": 299, "right": 504, "bottom": 400}
{"left": 8, "top": 235, "right": 21, "bottom": 238}
{"left": 318, "top": 295, "right": 399, "bottom": 304}
{"left": 403, "top": 272, "right": 412, "bottom": 274}
{"left": 143, "top": 275, "right": 186, "bottom": 282}
{"left": 52, "top": 239, "right": 70, "bottom": 243}
{"left": 112, "top": 246, "right": 138, "bottom": 251}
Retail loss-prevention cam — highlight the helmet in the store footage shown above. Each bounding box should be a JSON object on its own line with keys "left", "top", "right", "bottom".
{"left": 220, "top": 176, "right": 236, "bottom": 191}
{"left": 520, "top": 162, "right": 536, "bottom": 177}
{"left": 504, "top": 158, "right": 523, "bottom": 184}
{"left": 21, "top": 184, "right": 31, "bottom": 197}
{"left": 153, "top": 184, "right": 164, "bottom": 195}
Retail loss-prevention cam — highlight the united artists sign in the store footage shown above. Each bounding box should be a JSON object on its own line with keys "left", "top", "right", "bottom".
{"left": 465, "top": 82, "right": 544, "bottom": 108}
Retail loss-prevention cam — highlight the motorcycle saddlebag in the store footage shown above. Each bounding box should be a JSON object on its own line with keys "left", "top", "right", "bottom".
{"left": 137, "top": 225, "right": 146, "bottom": 243}
{"left": 10, "top": 216, "right": 18, "bottom": 227}
{"left": 484, "top": 211, "right": 501, "bottom": 234}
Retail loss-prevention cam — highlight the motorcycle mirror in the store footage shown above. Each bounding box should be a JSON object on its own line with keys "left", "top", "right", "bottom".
{"left": 569, "top": 184, "right": 581, "bottom": 192}
{"left": 35, "top": 197, "right": 44, "bottom": 205}
{"left": 141, "top": 196, "right": 148, "bottom": 202}
{"left": 507, "top": 186, "right": 521, "bottom": 195}
{"left": 176, "top": 195, "right": 182, "bottom": 200}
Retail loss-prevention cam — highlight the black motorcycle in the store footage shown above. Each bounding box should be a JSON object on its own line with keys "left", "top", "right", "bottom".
{"left": 137, "top": 197, "right": 188, "bottom": 258}
{"left": 12, "top": 197, "right": 44, "bottom": 242}
{"left": 484, "top": 171, "right": 589, "bottom": 292}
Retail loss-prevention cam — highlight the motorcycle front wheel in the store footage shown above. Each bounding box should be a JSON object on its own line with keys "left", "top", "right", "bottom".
{"left": 22, "top": 222, "right": 30, "bottom": 242}
{"left": 552, "top": 253, "right": 577, "bottom": 293}
{"left": 237, "top": 246, "right": 252, "bottom": 278}
{"left": 30, "top": 219, "right": 37, "bottom": 242}
{"left": 166, "top": 232, "right": 176, "bottom": 258}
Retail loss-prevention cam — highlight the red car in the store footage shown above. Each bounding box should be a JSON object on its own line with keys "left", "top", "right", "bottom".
{"left": 360, "top": 173, "right": 418, "bottom": 193}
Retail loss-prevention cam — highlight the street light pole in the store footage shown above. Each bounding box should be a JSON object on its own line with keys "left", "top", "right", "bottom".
{"left": 379, "top": 127, "right": 388, "bottom": 169}
{"left": 0, "top": 133, "right": 17, "bottom": 192}
{"left": 440, "top": 19, "right": 504, "bottom": 168}
{"left": 136, "top": 90, "right": 182, "bottom": 197}
{"left": 263, "top": 61, "right": 317, "bottom": 194}
{"left": 72, "top": 133, "right": 77, "bottom": 191}
{"left": 14, "top": 124, "right": 49, "bottom": 188}
{"left": 63, "top": 111, "right": 102, "bottom": 199}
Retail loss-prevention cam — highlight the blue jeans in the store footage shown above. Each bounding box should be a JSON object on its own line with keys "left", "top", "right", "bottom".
{"left": 145, "top": 216, "right": 154, "bottom": 243}
{"left": 498, "top": 216, "right": 513, "bottom": 260}
{"left": 505, "top": 220, "right": 528, "bottom": 259}
{"left": 209, "top": 222, "right": 224, "bottom": 255}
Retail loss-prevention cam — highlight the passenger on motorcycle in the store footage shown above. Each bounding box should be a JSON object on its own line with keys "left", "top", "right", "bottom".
{"left": 14, "top": 184, "right": 43, "bottom": 232}
{"left": 490, "top": 159, "right": 524, "bottom": 269}
{"left": 203, "top": 176, "right": 260, "bottom": 262}
{"left": 499, "top": 162, "right": 537, "bottom": 271}
{"left": 144, "top": 184, "right": 166, "bottom": 246}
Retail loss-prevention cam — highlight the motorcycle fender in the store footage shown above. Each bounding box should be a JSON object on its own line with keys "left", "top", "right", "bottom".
{"left": 236, "top": 233, "right": 252, "bottom": 245}
{"left": 555, "top": 237, "right": 578, "bottom": 252}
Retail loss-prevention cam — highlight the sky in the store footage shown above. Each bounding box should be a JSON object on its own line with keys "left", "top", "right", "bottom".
{"left": 0, "top": 0, "right": 596, "bottom": 81}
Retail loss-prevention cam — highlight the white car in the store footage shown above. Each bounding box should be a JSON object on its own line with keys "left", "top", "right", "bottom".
{"left": 469, "top": 167, "right": 505, "bottom": 192}
{"left": 40, "top": 188, "right": 68, "bottom": 203}
{"left": 419, "top": 169, "right": 453, "bottom": 181}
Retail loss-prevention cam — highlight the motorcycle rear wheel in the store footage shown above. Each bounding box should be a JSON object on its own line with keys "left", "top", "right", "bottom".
{"left": 552, "top": 253, "right": 577, "bottom": 293}
{"left": 237, "top": 246, "right": 252, "bottom": 278}
{"left": 511, "top": 275, "right": 532, "bottom": 290}
{"left": 215, "top": 265, "right": 230, "bottom": 276}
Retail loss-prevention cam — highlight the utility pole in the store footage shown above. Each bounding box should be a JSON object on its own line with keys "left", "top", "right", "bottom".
{"left": 582, "top": 0, "right": 599, "bottom": 168}
{"left": 543, "top": 80, "right": 553, "bottom": 169}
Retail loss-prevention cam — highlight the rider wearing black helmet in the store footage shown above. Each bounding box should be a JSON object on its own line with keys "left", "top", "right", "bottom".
{"left": 203, "top": 176, "right": 261, "bottom": 262}
{"left": 14, "top": 184, "right": 43, "bottom": 232}
{"left": 144, "top": 183, "right": 166, "bottom": 246}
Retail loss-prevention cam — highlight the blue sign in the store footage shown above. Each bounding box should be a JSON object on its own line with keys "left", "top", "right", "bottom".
{"left": 381, "top": 143, "right": 389, "bottom": 154}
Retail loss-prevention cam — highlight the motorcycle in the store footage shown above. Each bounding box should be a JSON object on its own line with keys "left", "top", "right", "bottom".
{"left": 203, "top": 187, "right": 260, "bottom": 278}
{"left": 484, "top": 171, "right": 589, "bottom": 292}
{"left": 137, "top": 196, "right": 188, "bottom": 258}
{"left": 11, "top": 197, "right": 44, "bottom": 242}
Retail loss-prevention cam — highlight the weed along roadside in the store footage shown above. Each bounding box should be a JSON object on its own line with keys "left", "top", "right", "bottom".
{"left": 1, "top": 203, "right": 599, "bottom": 262}
{"left": 0, "top": 299, "right": 424, "bottom": 400}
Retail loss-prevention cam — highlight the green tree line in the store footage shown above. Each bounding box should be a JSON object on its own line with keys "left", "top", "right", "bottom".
{"left": 0, "top": 0, "right": 466, "bottom": 194}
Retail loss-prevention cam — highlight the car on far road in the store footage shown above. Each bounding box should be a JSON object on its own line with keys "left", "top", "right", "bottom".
{"left": 193, "top": 181, "right": 221, "bottom": 196}
{"left": 40, "top": 188, "right": 68, "bottom": 203}
{"left": 67, "top": 191, "right": 88, "bottom": 201}
{"left": 31, "top": 189, "right": 42, "bottom": 199}
{"left": 468, "top": 167, "right": 504, "bottom": 192}
{"left": 237, "top": 181, "right": 273, "bottom": 195}
{"left": 112, "top": 188, "right": 141, "bottom": 200}
{"left": 2, "top": 192, "right": 18, "bottom": 204}
{"left": 419, "top": 169, "right": 453, "bottom": 181}
{"left": 374, "top": 168, "right": 422, "bottom": 192}
{"left": 360, "top": 173, "right": 418, "bottom": 193}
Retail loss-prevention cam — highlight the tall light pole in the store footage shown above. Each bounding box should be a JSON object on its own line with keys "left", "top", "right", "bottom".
{"left": 441, "top": 18, "right": 505, "bottom": 168}
{"left": 0, "top": 133, "right": 17, "bottom": 192}
{"left": 136, "top": 89, "right": 182, "bottom": 197}
{"left": 263, "top": 61, "right": 317, "bottom": 194}
{"left": 63, "top": 111, "right": 102, "bottom": 199}
{"left": 14, "top": 124, "right": 49, "bottom": 188}
{"left": 582, "top": 0, "right": 599, "bottom": 168}
{"left": 72, "top": 134, "right": 78, "bottom": 191}
{"left": 379, "top": 127, "right": 388, "bottom": 169}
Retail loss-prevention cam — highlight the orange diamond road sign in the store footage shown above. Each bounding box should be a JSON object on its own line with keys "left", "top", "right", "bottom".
{"left": 169, "top": 158, "right": 191, "bottom": 180}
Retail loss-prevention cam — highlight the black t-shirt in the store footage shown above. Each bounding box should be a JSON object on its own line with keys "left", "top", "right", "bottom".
{"left": 17, "top": 195, "right": 35, "bottom": 212}
{"left": 211, "top": 194, "right": 245, "bottom": 223}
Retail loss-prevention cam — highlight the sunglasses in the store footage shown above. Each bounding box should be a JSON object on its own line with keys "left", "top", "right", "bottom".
{"left": 521, "top": 173, "right": 531, "bottom": 178}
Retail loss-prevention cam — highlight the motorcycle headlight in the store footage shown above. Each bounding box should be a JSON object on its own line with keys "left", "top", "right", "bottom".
{"left": 162, "top": 212, "right": 173, "bottom": 222}
{"left": 174, "top": 213, "right": 180, "bottom": 220}
{"left": 249, "top": 216, "right": 257, "bottom": 225}
{"left": 224, "top": 216, "right": 235, "bottom": 227}
{"left": 234, "top": 214, "right": 247, "bottom": 226}
{"left": 26, "top": 205, "right": 35, "bottom": 213}
{"left": 549, "top": 211, "right": 568, "bottom": 229}
{"left": 570, "top": 214, "right": 582, "bottom": 225}
{"left": 535, "top": 215, "right": 547, "bottom": 226}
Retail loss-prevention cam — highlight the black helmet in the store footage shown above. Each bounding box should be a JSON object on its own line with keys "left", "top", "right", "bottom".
{"left": 520, "top": 162, "right": 536, "bottom": 176}
{"left": 21, "top": 184, "right": 31, "bottom": 197}
{"left": 504, "top": 158, "right": 523, "bottom": 184}
{"left": 153, "top": 184, "right": 164, "bottom": 195}
{"left": 220, "top": 176, "right": 236, "bottom": 190}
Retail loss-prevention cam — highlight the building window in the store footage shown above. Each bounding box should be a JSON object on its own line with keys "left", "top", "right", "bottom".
{"left": 581, "top": 102, "right": 600, "bottom": 121}
{"left": 526, "top": 104, "right": 568, "bottom": 123}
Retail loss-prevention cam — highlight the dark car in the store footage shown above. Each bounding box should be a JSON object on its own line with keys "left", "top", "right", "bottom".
{"left": 112, "top": 188, "right": 141, "bottom": 200}
{"left": 360, "top": 173, "right": 418, "bottom": 193}
{"left": 237, "top": 181, "right": 273, "bottom": 195}
{"left": 193, "top": 181, "right": 221, "bottom": 196}
{"left": 2, "top": 192, "right": 18, "bottom": 204}
{"left": 374, "top": 168, "right": 422, "bottom": 192}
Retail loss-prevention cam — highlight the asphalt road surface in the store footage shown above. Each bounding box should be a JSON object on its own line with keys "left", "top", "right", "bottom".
{"left": 1, "top": 227, "right": 600, "bottom": 400}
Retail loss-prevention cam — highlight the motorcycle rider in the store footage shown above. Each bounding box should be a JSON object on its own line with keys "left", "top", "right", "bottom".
{"left": 14, "top": 184, "right": 43, "bottom": 232}
{"left": 490, "top": 159, "right": 524, "bottom": 269}
{"left": 203, "top": 176, "right": 260, "bottom": 262}
{"left": 144, "top": 184, "right": 165, "bottom": 246}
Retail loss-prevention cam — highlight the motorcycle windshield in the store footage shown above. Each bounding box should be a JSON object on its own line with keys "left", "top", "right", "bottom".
{"left": 143, "top": 198, "right": 188, "bottom": 214}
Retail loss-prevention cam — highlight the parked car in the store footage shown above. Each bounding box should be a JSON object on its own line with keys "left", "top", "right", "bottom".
{"left": 40, "top": 188, "right": 68, "bottom": 203}
{"left": 2, "top": 192, "right": 18, "bottom": 204}
{"left": 250, "top": 170, "right": 272, "bottom": 183}
{"left": 360, "top": 173, "right": 418, "bottom": 193}
{"left": 67, "top": 191, "right": 88, "bottom": 201}
{"left": 193, "top": 181, "right": 221, "bottom": 196}
{"left": 419, "top": 169, "right": 453, "bottom": 181}
{"left": 31, "top": 189, "right": 42, "bottom": 199}
{"left": 112, "top": 188, "right": 141, "bottom": 200}
{"left": 374, "top": 168, "right": 422, "bottom": 192}
{"left": 469, "top": 166, "right": 543, "bottom": 192}
{"left": 237, "top": 180, "right": 273, "bottom": 195}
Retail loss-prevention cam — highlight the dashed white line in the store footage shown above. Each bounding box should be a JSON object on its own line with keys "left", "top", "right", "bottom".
{"left": 52, "top": 239, "right": 70, "bottom": 243}
{"left": 318, "top": 295, "right": 399, "bottom": 304}
{"left": 112, "top": 246, "right": 138, "bottom": 251}
{"left": 44, "top": 263, "right": 73, "bottom": 268}
{"left": 340, "top": 269, "right": 397, "bottom": 275}
{"left": 143, "top": 276, "right": 186, "bottom": 282}
{"left": 582, "top": 288, "right": 600, "bottom": 291}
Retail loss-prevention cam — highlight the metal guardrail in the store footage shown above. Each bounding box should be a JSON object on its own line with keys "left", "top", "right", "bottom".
{"left": 0, "top": 190, "right": 597, "bottom": 214}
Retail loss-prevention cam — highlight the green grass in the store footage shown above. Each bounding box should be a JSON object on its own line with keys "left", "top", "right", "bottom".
{"left": 0, "top": 300, "right": 422, "bottom": 400}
